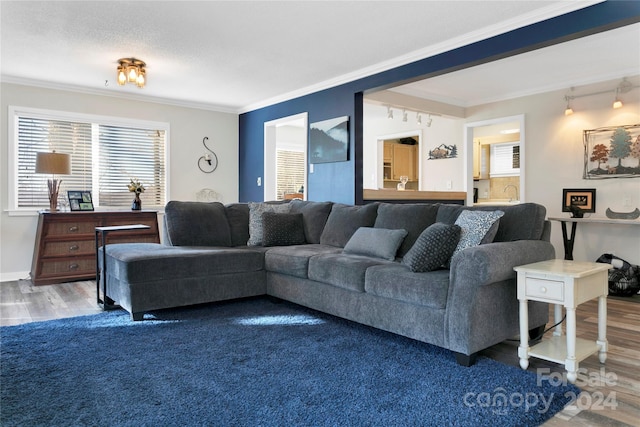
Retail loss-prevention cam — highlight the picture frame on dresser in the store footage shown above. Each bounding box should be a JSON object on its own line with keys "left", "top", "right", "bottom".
{"left": 68, "top": 191, "right": 94, "bottom": 211}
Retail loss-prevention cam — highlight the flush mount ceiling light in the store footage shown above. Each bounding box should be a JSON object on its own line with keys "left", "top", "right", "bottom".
{"left": 117, "top": 58, "right": 146, "bottom": 88}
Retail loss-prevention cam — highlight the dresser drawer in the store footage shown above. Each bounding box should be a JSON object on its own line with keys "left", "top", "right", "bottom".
{"left": 525, "top": 277, "right": 564, "bottom": 302}
{"left": 42, "top": 239, "right": 95, "bottom": 257}
{"left": 39, "top": 257, "right": 95, "bottom": 277}
{"left": 46, "top": 221, "right": 101, "bottom": 236}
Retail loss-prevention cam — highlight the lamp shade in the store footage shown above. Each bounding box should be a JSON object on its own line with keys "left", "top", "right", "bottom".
{"left": 36, "top": 152, "right": 71, "bottom": 175}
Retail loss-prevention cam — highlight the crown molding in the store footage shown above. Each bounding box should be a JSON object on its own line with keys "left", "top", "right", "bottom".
{"left": 0, "top": 75, "right": 239, "bottom": 114}
{"left": 239, "top": 1, "right": 603, "bottom": 113}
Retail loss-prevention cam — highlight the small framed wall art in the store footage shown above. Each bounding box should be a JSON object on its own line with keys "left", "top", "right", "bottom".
{"left": 562, "top": 188, "right": 596, "bottom": 216}
{"left": 68, "top": 191, "right": 94, "bottom": 211}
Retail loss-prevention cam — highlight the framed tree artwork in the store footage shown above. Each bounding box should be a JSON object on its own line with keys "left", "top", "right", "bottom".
{"left": 583, "top": 124, "right": 640, "bottom": 179}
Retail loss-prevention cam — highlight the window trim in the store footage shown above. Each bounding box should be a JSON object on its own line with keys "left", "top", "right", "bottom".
{"left": 7, "top": 106, "right": 171, "bottom": 215}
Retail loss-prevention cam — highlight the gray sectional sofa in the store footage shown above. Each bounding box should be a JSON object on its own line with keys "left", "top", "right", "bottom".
{"left": 100, "top": 199, "right": 555, "bottom": 366}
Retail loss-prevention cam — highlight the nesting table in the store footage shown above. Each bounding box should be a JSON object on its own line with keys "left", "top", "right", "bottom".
{"left": 514, "top": 259, "right": 610, "bottom": 383}
{"left": 95, "top": 224, "right": 151, "bottom": 310}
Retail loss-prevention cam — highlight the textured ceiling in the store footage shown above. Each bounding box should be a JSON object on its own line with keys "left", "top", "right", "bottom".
{"left": 0, "top": 1, "right": 620, "bottom": 113}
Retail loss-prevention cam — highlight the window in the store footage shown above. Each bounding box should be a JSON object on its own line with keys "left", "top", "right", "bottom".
{"left": 9, "top": 107, "right": 168, "bottom": 212}
{"left": 276, "top": 149, "right": 305, "bottom": 200}
{"left": 490, "top": 142, "right": 520, "bottom": 177}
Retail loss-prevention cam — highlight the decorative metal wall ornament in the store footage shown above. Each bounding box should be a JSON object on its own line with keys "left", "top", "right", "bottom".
{"left": 198, "top": 137, "right": 218, "bottom": 173}
{"left": 583, "top": 124, "right": 640, "bottom": 179}
{"left": 427, "top": 143, "right": 457, "bottom": 160}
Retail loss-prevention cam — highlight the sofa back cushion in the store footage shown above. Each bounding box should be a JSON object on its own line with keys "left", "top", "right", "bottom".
{"left": 319, "top": 203, "right": 379, "bottom": 247}
{"left": 374, "top": 203, "right": 439, "bottom": 257}
{"left": 436, "top": 202, "right": 547, "bottom": 242}
{"left": 164, "top": 201, "right": 232, "bottom": 247}
{"left": 288, "top": 200, "right": 333, "bottom": 243}
{"left": 225, "top": 203, "right": 250, "bottom": 246}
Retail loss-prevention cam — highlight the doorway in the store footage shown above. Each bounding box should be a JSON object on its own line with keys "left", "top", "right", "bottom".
{"left": 263, "top": 113, "right": 308, "bottom": 201}
{"left": 464, "top": 114, "right": 525, "bottom": 206}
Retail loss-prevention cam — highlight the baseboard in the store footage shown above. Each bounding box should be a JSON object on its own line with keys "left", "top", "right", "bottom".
{"left": 0, "top": 271, "right": 29, "bottom": 283}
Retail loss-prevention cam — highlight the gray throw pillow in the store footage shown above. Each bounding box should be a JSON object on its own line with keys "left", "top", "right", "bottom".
{"left": 402, "top": 223, "right": 461, "bottom": 272}
{"left": 262, "top": 212, "right": 306, "bottom": 247}
{"left": 247, "top": 202, "right": 291, "bottom": 246}
{"left": 452, "top": 210, "right": 505, "bottom": 258}
{"left": 343, "top": 227, "right": 408, "bottom": 261}
{"left": 319, "top": 203, "right": 379, "bottom": 247}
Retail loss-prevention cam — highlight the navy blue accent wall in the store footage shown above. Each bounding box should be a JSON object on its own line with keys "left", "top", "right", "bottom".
{"left": 239, "top": 1, "right": 640, "bottom": 203}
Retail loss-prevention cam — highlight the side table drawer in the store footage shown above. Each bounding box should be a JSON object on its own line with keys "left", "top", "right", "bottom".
{"left": 525, "top": 277, "right": 564, "bottom": 302}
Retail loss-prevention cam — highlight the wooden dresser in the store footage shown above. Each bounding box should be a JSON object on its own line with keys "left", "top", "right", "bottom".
{"left": 30, "top": 211, "right": 160, "bottom": 285}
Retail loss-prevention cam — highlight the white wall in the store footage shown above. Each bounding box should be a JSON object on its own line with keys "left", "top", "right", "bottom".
{"left": 465, "top": 86, "right": 640, "bottom": 264}
{"left": 363, "top": 103, "right": 465, "bottom": 191}
{"left": 1, "top": 83, "right": 239, "bottom": 281}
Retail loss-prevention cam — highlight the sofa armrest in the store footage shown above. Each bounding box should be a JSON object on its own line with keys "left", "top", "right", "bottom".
{"left": 444, "top": 240, "right": 555, "bottom": 354}
{"left": 449, "top": 240, "right": 555, "bottom": 288}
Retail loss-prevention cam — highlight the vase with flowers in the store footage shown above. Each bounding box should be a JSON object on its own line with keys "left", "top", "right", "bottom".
{"left": 128, "top": 178, "right": 145, "bottom": 210}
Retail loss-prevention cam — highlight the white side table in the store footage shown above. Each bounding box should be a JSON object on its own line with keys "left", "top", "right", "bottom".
{"left": 514, "top": 259, "right": 609, "bottom": 383}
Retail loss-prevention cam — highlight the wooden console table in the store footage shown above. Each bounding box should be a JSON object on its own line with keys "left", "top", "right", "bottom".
{"left": 549, "top": 217, "right": 640, "bottom": 260}
{"left": 30, "top": 211, "right": 159, "bottom": 285}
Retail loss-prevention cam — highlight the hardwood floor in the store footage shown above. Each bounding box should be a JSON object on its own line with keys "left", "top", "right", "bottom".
{"left": 1, "top": 279, "right": 638, "bottom": 426}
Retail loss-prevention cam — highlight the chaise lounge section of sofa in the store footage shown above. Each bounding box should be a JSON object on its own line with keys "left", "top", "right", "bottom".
{"left": 100, "top": 199, "right": 554, "bottom": 366}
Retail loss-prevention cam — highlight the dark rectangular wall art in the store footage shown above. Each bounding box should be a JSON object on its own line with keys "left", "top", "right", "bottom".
{"left": 309, "top": 116, "right": 349, "bottom": 164}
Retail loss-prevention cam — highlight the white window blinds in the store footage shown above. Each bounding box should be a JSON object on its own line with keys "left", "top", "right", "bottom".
{"left": 276, "top": 149, "right": 305, "bottom": 200}
{"left": 12, "top": 108, "right": 167, "bottom": 210}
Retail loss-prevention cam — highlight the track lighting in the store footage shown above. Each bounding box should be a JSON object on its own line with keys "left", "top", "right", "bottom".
{"left": 564, "top": 96, "right": 574, "bottom": 116}
{"left": 562, "top": 77, "right": 636, "bottom": 115}
{"left": 384, "top": 105, "right": 438, "bottom": 126}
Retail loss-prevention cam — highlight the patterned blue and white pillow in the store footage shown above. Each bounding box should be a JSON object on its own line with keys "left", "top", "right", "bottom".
{"left": 452, "top": 210, "right": 505, "bottom": 258}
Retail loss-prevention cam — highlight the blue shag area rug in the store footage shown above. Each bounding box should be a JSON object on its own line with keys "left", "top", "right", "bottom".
{"left": 1, "top": 297, "right": 579, "bottom": 426}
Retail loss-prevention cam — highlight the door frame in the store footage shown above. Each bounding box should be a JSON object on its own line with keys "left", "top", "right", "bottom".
{"left": 263, "top": 112, "right": 308, "bottom": 201}
{"left": 463, "top": 114, "right": 525, "bottom": 206}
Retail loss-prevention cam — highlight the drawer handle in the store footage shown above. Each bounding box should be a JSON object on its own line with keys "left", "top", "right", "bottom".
{"left": 69, "top": 245, "right": 79, "bottom": 251}
{"left": 69, "top": 263, "right": 79, "bottom": 270}
{"left": 69, "top": 226, "right": 79, "bottom": 232}
{"left": 540, "top": 286, "right": 547, "bottom": 293}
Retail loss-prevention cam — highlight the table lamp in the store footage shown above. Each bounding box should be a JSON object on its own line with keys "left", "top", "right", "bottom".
{"left": 36, "top": 151, "right": 71, "bottom": 211}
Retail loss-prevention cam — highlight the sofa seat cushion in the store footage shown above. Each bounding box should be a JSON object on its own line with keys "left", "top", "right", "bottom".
{"left": 264, "top": 244, "right": 342, "bottom": 278}
{"left": 365, "top": 265, "right": 450, "bottom": 309}
{"left": 308, "top": 253, "right": 392, "bottom": 292}
{"left": 103, "top": 243, "right": 264, "bottom": 284}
